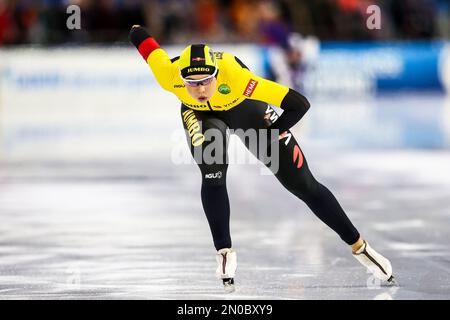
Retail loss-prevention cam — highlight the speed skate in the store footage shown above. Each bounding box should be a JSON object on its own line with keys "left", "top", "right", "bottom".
{"left": 216, "top": 248, "right": 237, "bottom": 293}
{"left": 353, "top": 241, "right": 398, "bottom": 286}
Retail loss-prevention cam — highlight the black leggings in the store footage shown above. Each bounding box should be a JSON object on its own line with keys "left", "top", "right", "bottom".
{"left": 180, "top": 99, "right": 360, "bottom": 250}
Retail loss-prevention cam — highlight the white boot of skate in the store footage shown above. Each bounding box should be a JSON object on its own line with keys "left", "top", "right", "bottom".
{"left": 216, "top": 248, "right": 237, "bottom": 293}
{"left": 353, "top": 241, "right": 398, "bottom": 286}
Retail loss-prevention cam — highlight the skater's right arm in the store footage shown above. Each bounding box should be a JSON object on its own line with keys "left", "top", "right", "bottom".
{"left": 129, "top": 25, "right": 175, "bottom": 91}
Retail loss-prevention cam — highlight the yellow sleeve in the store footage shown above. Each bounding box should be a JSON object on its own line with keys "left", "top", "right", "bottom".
{"left": 226, "top": 55, "right": 289, "bottom": 107}
{"left": 244, "top": 73, "right": 290, "bottom": 107}
{"left": 146, "top": 48, "right": 176, "bottom": 92}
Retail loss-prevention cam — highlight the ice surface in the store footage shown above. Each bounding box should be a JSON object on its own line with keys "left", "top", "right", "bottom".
{"left": 0, "top": 150, "right": 449, "bottom": 299}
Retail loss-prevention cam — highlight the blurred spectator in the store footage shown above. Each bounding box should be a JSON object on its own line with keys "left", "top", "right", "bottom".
{"left": 0, "top": 0, "right": 15, "bottom": 44}
{"left": 335, "top": 0, "right": 372, "bottom": 40}
{"left": 257, "top": 0, "right": 319, "bottom": 91}
{"left": 155, "top": 0, "right": 192, "bottom": 43}
{"left": 437, "top": 0, "right": 449, "bottom": 38}
{"left": 0, "top": 0, "right": 447, "bottom": 46}
{"left": 229, "top": 0, "right": 260, "bottom": 41}
{"left": 390, "top": 0, "right": 439, "bottom": 39}
{"left": 258, "top": 0, "right": 291, "bottom": 48}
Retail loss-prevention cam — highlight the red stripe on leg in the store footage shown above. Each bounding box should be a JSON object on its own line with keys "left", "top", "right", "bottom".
{"left": 138, "top": 37, "right": 160, "bottom": 61}
{"left": 293, "top": 145, "right": 303, "bottom": 169}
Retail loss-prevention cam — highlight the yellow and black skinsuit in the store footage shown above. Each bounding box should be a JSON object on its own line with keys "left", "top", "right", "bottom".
{"left": 130, "top": 27, "right": 360, "bottom": 250}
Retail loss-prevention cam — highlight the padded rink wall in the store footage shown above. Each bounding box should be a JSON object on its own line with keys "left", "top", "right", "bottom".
{"left": 298, "top": 42, "right": 450, "bottom": 149}
{"left": 0, "top": 46, "right": 181, "bottom": 164}
{"left": 0, "top": 43, "right": 450, "bottom": 165}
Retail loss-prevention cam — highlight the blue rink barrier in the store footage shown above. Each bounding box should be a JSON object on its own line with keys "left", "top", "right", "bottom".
{"left": 0, "top": 46, "right": 448, "bottom": 158}
{"left": 261, "top": 41, "right": 449, "bottom": 96}
{"left": 304, "top": 93, "right": 448, "bottom": 150}
{"left": 262, "top": 42, "right": 450, "bottom": 149}
{"left": 320, "top": 42, "right": 445, "bottom": 93}
{"left": 313, "top": 43, "right": 449, "bottom": 149}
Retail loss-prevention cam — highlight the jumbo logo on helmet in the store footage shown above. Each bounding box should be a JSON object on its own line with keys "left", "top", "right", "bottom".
{"left": 187, "top": 67, "right": 213, "bottom": 73}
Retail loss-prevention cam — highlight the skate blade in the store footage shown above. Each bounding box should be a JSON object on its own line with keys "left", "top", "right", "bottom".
{"left": 222, "top": 278, "right": 235, "bottom": 293}
{"left": 386, "top": 275, "right": 399, "bottom": 287}
{"left": 223, "top": 283, "right": 235, "bottom": 293}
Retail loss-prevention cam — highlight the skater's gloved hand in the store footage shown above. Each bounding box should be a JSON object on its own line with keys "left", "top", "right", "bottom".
{"left": 261, "top": 112, "right": 283, "bottom": 145}
{"left": 261, "top": 114, "right": 285, "bottom": 145}
{"left": 129, "top": 25, "right": 151, "bottom": 49}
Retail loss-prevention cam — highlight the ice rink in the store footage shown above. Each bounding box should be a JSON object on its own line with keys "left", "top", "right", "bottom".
{"left": 0, "top": 149, "right": 449, "bottom": 300}
{"left": 1, "top": 47, "right": 449, "bottom": 300}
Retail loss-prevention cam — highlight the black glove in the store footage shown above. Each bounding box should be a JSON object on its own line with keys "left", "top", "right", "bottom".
{"left": 129, "top": 25, "right": 151, "bottom": 48}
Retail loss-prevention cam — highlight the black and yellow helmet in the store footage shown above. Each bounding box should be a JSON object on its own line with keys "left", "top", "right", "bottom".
{"left": 179, "top": 44, "right": 217, "bottom": 79}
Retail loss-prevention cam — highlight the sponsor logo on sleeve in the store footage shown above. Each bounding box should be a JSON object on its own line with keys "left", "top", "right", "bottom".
{"left": 218, "top": 84, "right": 231, "bottom": 94}
{"left": 243, "top": 79, "right": 258, "bottom": 97}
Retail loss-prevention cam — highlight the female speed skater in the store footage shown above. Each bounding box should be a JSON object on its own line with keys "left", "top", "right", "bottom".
{"left": 129, "top": 25, "right": 397, "bottom": 292}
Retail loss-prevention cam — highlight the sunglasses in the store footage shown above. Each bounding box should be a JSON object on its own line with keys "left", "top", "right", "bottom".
{"left": 181, "top": 68, "right": 218, "bottom": 87}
